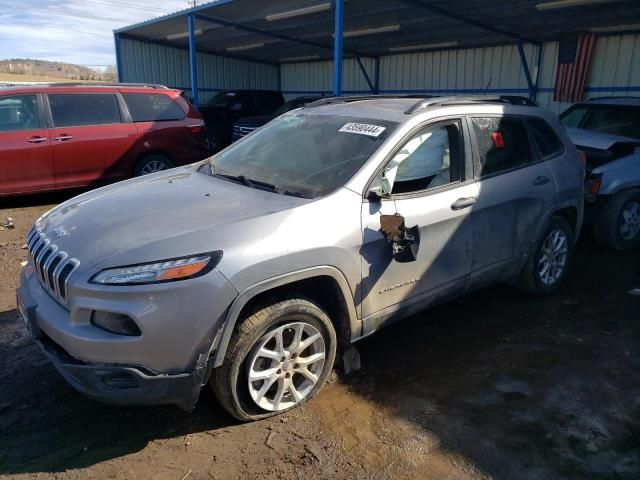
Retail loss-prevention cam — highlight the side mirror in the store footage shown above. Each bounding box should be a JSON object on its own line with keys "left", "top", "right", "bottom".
{"left": 380, "top": 214, "right": 420, "bottom": 263}
{"left": 367, "top": 175, "right": 392, "bottom": 201}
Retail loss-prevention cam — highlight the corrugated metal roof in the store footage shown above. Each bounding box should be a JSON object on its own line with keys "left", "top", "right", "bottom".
{"left": 116, "top": 0, "right": 640, "bottom": 64}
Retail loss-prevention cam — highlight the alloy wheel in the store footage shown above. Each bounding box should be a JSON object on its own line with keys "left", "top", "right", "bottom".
{"left": 247, "top": 322, "right": 326, "bottom": 412}
{"left": 538, "top": 229, "right": 569, "bottom": 285}
{"left": 140, "top": 160, "right": 168, "bottom": 175}
{"left": 620, "top": 201, "right": 640, "bottom": 241}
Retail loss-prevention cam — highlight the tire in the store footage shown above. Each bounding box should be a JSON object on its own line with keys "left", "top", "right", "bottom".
{"left": 516, "top": 216, "right": 574, "bottom": 295}
{"left": 593, "top": 189, "right": 640, "bottom": 251}
{"left": 134, "top": 154, "right": 174, "bottom": 176}
{"left": 211, "top": 298, "right": 337, "bottom": 421}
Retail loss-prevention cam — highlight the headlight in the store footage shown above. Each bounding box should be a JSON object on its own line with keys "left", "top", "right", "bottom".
{"left": 90, "top": 252, "right": 222, "bottom": 285}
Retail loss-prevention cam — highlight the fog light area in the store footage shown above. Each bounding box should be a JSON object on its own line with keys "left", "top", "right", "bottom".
{"left": 91, "top": 311, "right": 141, "bottom": 336}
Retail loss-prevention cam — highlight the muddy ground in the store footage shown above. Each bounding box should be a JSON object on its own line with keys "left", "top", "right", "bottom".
{"left": 1, "top": 192, "right": 639, "bottom": 480}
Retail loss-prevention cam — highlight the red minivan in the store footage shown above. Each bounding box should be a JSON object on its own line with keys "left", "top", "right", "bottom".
{"left": 0, "top": 84, "right": 210, "bottom": 196}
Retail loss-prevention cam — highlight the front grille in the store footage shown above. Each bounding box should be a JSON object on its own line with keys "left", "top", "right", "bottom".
{"left": 26, "top": 226, "right": 80, "bottom": 307}
{"left": 231, "top": 125, "right": 257, "bottom": 142}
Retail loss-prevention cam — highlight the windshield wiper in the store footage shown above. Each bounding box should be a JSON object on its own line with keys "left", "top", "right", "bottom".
{"left": 214, "top": 173, "right": 279, "bottom": 193}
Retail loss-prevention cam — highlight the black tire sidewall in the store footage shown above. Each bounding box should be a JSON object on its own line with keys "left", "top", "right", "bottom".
{"left": 611, "top": 192, "right": 640, "bottom": 250}
{"left": 530, "top": 217, "right": 574, "bottom": 294}
{"left": 225, "top": 301, "right": 337, "bottom": 421}
{"left": 134, "top": 154, "right": 173, "bottom": 176}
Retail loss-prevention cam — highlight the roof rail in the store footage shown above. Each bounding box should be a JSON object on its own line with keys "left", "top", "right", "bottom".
{"left": 34, "top": 82, "right": 170, "bottom": 89}
{"left": 305, "top": 94, "right": 434, "bottom": 108}
{"left": 405, "top": 95, "right": 537, "bottom": 114}
{"left": 587, "top": 96, "right": 640, "bottom": 101}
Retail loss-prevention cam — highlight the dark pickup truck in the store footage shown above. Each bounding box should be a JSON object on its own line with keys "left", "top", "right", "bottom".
{"left": 199, "top": 90, "right": 284, "bottom": 151}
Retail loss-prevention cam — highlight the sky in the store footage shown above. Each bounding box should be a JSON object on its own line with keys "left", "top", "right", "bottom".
{"left": 0, "top": 0, "right": 193, "bottom": 66}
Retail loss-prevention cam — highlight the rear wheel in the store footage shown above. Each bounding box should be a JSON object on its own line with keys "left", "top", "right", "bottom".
{"left": 134, "top": 154, "right": 173, "bottom": 176}
{"left": 516, "top": 216, "right": 574, "bottom": 295}
{"left": 594, "top": 189, "right": 640, "bottom": 251}
{"left": 211, "top": 298, "right": 337, "bottom": 421}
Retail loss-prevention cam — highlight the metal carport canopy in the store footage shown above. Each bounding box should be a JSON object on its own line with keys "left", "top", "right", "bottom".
{"left": 114, "top": 0, "right": 640, "bottom": 104}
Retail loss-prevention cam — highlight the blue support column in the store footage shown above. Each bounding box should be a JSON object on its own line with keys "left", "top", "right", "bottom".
{"left": 333, "top": 0, "right": 344, "bottom": 97}
{"left": 517, "top": 39, "right": 536, "bottom": 101}
{"left": 188, "top": 13, "right": 199, "bottom": 107}
{"left": 374, "top": 57, "right": 380, "bottom": 94}
{"left": 113, "top": 33, "right": 123, "bottom": 82}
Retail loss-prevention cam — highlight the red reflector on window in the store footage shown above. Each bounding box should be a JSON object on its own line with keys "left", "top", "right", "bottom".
{"left": 491, "top": 132, "right": 505, "bottom": 148}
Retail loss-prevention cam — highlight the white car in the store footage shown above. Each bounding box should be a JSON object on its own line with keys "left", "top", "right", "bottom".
{"left": 561, "top": 97, "right": 640, "bottom": 250}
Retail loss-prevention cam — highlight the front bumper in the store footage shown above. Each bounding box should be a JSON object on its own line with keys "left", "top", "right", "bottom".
{"left": 17, "top": 263, "right": 237, "bottom": 410}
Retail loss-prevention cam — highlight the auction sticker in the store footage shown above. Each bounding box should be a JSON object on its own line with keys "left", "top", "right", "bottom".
{"left": 339, "top": 123, "right": 386, "bottom": 137}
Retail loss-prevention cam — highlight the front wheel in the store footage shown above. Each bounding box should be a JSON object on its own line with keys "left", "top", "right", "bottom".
{"left": 211, "top": 298, "right": 337, "bottom": 421}
{"left": 594, "top": 189, "right": 640, "bottom": 251}
{"left": 516, "top": 216, "right": 574, "bottom": 295}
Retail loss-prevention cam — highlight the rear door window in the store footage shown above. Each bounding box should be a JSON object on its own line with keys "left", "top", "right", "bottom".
{"left": 526, "top": 117, "right": 564, "bottom": 159}
{"left": 123, "top": 93, "right": 186, "bottom": 122}
{"left": 48, "top": 94, "right": 121, "bottom": 127}
{"left": 0, "top": 95, "right": 39, "bottom": 131}
{"left": 471, "top": 116, "right": 532, "bottom": 177}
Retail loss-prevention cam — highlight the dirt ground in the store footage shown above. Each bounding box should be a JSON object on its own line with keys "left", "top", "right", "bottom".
{"left": 1, "top": 192, "right": 639, "bottom": 480}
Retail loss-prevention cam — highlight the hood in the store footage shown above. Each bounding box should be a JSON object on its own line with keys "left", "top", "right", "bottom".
{"left": 565, "top": 127, "right": 640, "bottom": 169}
{"left": 36, "top": 167, "right": 309, "bottom": 270}
{"left": 234, "top": 115, "right": 274, "bottom": 128}
{"left": 565, "top": 127, "right": 640, "bottom": 150}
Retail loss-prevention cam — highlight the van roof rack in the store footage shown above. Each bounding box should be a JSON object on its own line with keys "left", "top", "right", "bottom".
{"left": 36, "top": 82, "right": 170, "bottom": 89}
{"left": 405, "top": 95, "right": 537, "bottom": 114}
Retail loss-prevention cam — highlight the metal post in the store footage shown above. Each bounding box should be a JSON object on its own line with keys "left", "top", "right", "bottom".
{"left": 113, "top": 33, "right": 123, "bottom": 82}
{"left": 374, "top": 57, "right": 380, "bottom": 94}
{"left": 188, "top": 13, "right": 199, "bottom": 107}
{"left": 517, "top": 39, "right": 536, "bottom": 101}
{"left": 333, "top": 0, "right": 344, "bottom": 97}
{"left": 355, "top": 56, "right": 375, "bottom": 93}
{"left": 535, "top": 44, "right": 543, "bottom": 100}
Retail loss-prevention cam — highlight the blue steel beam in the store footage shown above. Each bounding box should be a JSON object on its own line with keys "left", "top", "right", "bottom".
{"left": 194, "top": 12, "right": 367, "bottom": 58}
{"left": 374, "top": 57, "right": 380, "bottom": 94}
{"left": 355, "top": 56, "right": 375, "bottom": 93}
{"left": 333, "top": 0, "right": 344, "bottom": 96}
{"left": 188, "top": 13, "right": 199, "bottom": 107}
{"left": 517, "top": 39, "right": 536, "bottom": 100}
{"left": 403, "top": 0, "right": 540, "bottom": 45}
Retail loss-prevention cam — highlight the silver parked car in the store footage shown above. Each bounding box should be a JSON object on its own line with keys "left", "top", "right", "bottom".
{"left": 17, "top": 96, "right": 584, "bottom": 420}
{"left": 560, "top": 97, "right": 640, "bottom": 250}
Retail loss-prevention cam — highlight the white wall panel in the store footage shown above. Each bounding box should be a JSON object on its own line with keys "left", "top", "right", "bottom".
{"left": 119, "top": 38, "right": 279, "bottom": 103}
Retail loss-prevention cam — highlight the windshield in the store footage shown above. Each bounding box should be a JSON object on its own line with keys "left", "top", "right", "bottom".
{"left": 209, "top": 112, "right": 397, "bottom": 198}
{"left": 560, "top": 105, "right": 640, "bottom": 139}
{"left": 207, "top": 91, "right": 237, "bottom": 108}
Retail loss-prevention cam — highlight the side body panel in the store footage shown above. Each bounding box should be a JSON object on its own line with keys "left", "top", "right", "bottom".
{"left": 360, "top": 182, "right": 480, "bottom": 320}
{"left": 0, "top": 92, "right": 54, "bottom": 195}
{"left": 50, "top": 123, "right": 139, "bottom": 188}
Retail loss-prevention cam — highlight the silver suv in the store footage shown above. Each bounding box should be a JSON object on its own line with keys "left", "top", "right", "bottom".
{"left": 17, "top": 96, "right": 584, "bottom": 420}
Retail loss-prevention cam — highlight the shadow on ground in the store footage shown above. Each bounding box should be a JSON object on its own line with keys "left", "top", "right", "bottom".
{"left": 1, "top": 235, "right": 639, "bottom": 479}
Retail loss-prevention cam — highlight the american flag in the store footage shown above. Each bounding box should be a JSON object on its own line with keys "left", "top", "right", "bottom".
{"left": 553, "top": 33, "right": 595, "bottom": 103}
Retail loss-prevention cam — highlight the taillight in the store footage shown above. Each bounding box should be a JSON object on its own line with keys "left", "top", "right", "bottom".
{"left": 188, "top": 122, "right": 205, "bottom": 134}
{"left": 577, "top": 149, "right": 587, "bottom": 166}
{"left": 588, "top": 176, "right": 602, "bottom": 194}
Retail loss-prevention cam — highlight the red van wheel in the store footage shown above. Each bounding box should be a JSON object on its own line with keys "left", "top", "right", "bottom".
{"left": 134, "top": 155, "right": 174, "bottom": 176}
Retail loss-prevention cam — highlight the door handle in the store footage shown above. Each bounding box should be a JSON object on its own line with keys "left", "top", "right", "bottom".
{"left": 53, "top": 134, "right": 73, "bottom": 141}
{"left": 27, "top": 136, "right": 47, "bottom": 144}
{"left": 533, "top": 175, "right": 550, "bottom": 186}
{"left": 451, "top": 197, "right": 477, "bottom": 210}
